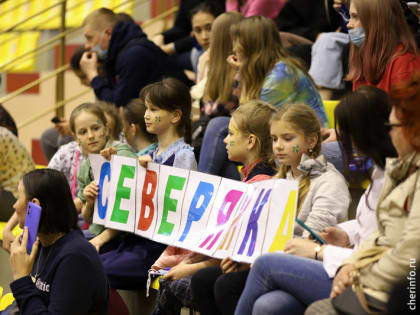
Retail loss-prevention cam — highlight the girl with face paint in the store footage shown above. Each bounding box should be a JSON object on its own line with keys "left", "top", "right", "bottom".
{"left": 69, "top": 102, "right": 137, "bottom": 253}
{"left": 189, "top": 104, "right": 349, "bottom": 315}
{"left": 347, "top": 0, "right": 420, "bottom": 93}
{"left": 223, "top": 101, "right": 277, "bottom": 182}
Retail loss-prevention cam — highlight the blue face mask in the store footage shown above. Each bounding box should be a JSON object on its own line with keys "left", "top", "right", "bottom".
{"left": 348, "top": 27, "right": 365, "bottom": 47}
{"left": 92, "top": 31, "right": 108, "bottom": 60}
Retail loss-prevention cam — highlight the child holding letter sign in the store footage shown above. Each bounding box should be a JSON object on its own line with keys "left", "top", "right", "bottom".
{"left": 97, "top": 78, "right": 197, "bottom": 291}
{"left": 191, "top": 103, "right": 350, "bottom": 315}
{"left": 152, "top": 101, "right": 277, "bottom": 315}
{"left": 71, "top": 103, "right": 137, "bottom": 252}
{"left": 137, "top": 77, "right": 197, "bottom": 268}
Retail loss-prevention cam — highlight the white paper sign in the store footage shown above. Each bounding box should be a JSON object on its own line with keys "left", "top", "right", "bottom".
{"left": 232, "top": 180, "right": 275, "bottom": 263}
{"left": 134, "top": 163, "right": 160, "bottom": 239}
{"left": 262, "top": 179, "right": 298, "bottom": 253}
{"left": 212, "top": 184, "right": 256, "bottom": 259}
{"left": 105, "top": 155, "right": 137, "bottom": 232}
{"left": 193, "top": 178, "right": 248, "bottom": 256}
{"left": 173, "top": 171, "right": 222, "bottom": 250}
{"left": 153, "top": 165, "right": 190, "bottom": 245}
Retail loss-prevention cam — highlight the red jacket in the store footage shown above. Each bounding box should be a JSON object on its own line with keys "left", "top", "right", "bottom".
{"left": 353, "top": 50, "right": 420, "bottom": 93}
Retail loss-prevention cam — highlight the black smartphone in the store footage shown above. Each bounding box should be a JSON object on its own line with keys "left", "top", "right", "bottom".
{"left": 51, "top": 117, "right": 61, "bottom": 124}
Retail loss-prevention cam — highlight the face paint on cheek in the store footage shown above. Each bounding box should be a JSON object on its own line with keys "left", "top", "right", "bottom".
{"left": 229, "top": 140, "right": 235, "bottom": 147}
{"left": 231, "top": 124, "right": 239, "bottom": 136}
{"left": 292, "top": 144, "right": 300, "bottom": 153}
{"left": 155, "top": 116, "right": 161, "bottom": 122}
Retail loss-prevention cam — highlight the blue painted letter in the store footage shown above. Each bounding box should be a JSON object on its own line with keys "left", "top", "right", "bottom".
{"left": 179, "top": 181, "right": 214, "bottom": 242}
{"left": 98, "top": 162, "right": 111, "bottom": 219}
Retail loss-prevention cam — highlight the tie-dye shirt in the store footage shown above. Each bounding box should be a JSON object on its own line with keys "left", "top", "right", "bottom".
{"left": 259, "top": 61, "right": 328, "bottom": 126}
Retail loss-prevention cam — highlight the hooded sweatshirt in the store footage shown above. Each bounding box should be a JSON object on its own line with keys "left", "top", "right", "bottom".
{"left": 91, "top": 21, "right": 167, "bottom": 107}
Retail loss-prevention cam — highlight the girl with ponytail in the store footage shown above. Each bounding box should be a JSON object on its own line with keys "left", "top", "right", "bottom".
{"left": 190, "top": 103, "right": 350, "bottom": 315}
{"left": 270, "top": 103, "right": 349, "bottom": 236}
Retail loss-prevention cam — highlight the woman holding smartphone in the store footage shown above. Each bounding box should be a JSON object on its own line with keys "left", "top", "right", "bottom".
{"left": 8, "top": 168, "right": 108, "bottom": 315}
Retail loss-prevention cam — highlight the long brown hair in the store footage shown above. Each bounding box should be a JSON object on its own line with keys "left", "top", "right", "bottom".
{"left": 203, "top": 12, "right": 243, "bottom": 104}
{"left": 347, "top": 0, "right": 417, "bottom": 85}
{"left": 123, "top": 98, "right": 155, "bottom": 143}
{"left": 230, "top": 16, "right": 307, "bottom": 103}
{"left": 231, "top": 100, "right": 277, "bottom": 165}
{"left": 99, "top": 102, "right": 122, "bottom": 141}
{"left": 271, "top": 104, "right": 322, "bottom": 213}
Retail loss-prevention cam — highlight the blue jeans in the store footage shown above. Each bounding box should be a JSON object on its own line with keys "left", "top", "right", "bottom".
{"left": 321, "top": 141, "right": 343, "bottom": 174}
{"left": 198, "top": 117, "right": 240, "bottom": 180}
{"left": 234, "top": 253, "right": 332, "bottom": 315}
{"left": 309, "top": 32, "right": 350, "bottom": 89}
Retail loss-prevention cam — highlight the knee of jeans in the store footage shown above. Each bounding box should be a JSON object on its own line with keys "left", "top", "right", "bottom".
{"left": 252, "top": 254, "right": 274, "bottom": 276}
{"left": 207, "top": 116, "right": 230, "bottom": 129}
{"left": 253, "top": 291, "right": 303, "bottom": 315}
{"left": 253, "top": 293, "right": 280, "bottom": 315}
{"left": 321, "top": 141, "right": 343, "bottom": 173}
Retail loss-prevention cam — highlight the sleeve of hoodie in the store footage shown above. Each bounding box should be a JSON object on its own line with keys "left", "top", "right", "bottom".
{"left": 276, "top": 0, "right": 339, "bottom": 42}
{"left": 162, "top": 0, "right": 198, "bottom": 53}
{"left": 90, "top": 45, "right": 157, "bottom": 107}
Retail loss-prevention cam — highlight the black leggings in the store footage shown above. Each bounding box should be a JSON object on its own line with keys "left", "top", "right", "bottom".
{"left": 190, "top": 266, "right": 249, "bottom": 315}
{"left": 0, "top": 188, "right": 16, "bottom": 221}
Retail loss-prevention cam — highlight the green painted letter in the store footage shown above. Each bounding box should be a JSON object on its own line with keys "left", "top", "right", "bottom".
{"left": 158, "top": 175, "right": 186, "bottom": 236}
{"left": 110, "top": 164, "right": 135, "bottom": 223}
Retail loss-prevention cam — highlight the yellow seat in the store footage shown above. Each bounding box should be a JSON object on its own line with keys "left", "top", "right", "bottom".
{"left": 35, "top": 0, "right": 61, "bottom": 30}
{"left": 0, "top": 286, "right": 3, "bottom": 300}
{"left": 0, "top": 32, "right": 41, "bottom": 72}
{"left": 0, "top": 293, "right": 15, "bottom": 311}
{"left": 2, "top": 0, "right": 61, "bottom": 30}
{"left": 0, "top": 33, "right": 17, "bottom": 68}
{"left": 323, "top": 100, "right": 340, "bottom": 129}
{"left": 112, "top": 0, "right": 134, "bottom": 14}
{"left": 13, "top": 32, "right": 40, "bottom": 72}
{"left": 13, "top": 0, "right": 44, "bottom": 31}
{"left": 66, "top": 0, "right": 95, "bottom": 29}
{"left": 65, "top": 0, "right": 135, "bottom": 29}
{"left": 91, "top": 0, "right": 134, "bottom": 14}
{"left": 0, "top": 0, "right": 25, "bottom": 31}
{"left": 0, "top": 222, "right": 23, "bottom": 241}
